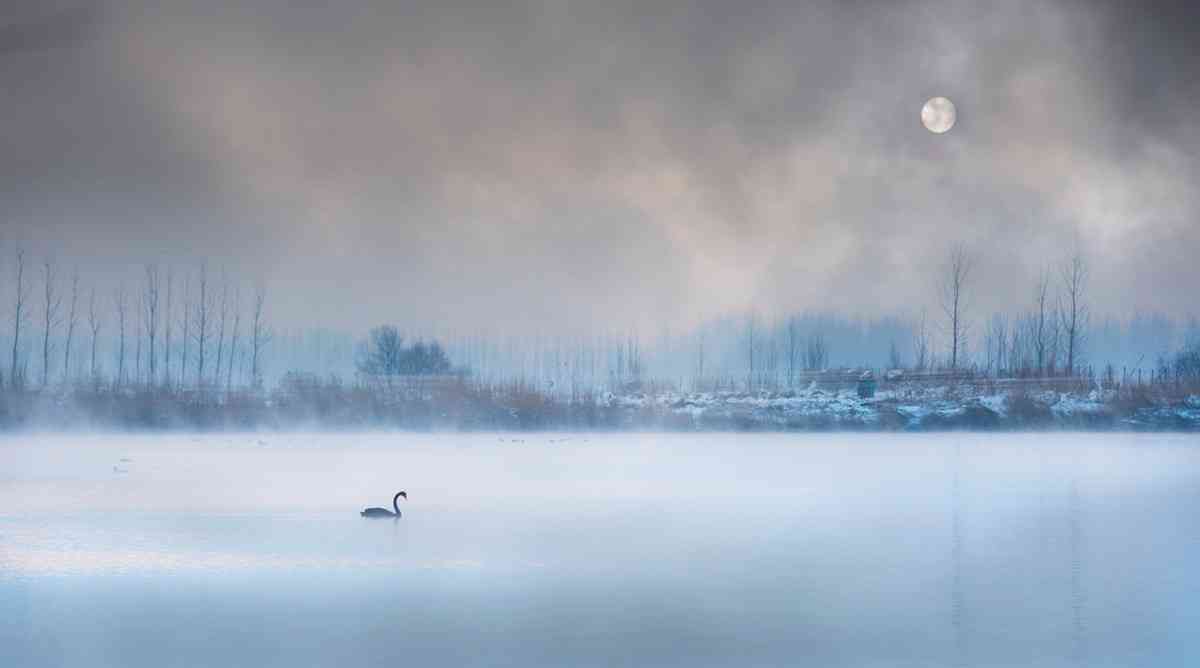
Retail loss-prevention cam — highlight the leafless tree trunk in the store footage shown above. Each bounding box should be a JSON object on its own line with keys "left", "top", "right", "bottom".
{"left": 745, "top": 312, "right": 757, "bottom": 392}
{"left": 983, "top": 323, "right": 994, "bottom": 375}
{"left": 134, "top": 297, "right": 143, "bottom": 386}
{"left": 805, "top": 330, "right": 827, "bottom": 371}
{"left": 985, "top": 314, "right": 1008, "bottom": 377}
{"left": 611, "top": 337, "right": 623, "bottom": 388}
{"left": 40, "top": 260, "right": 63, "bottom": 388}
{"left": 179, "top": 273, "right": 191, "bottom": 389}
{"left": 1059, "top": 252, "right": 1088, "bottom": 375}
{"left": 786, "top": 316, "right": 799, "bottom": 387}
{"left": 193, "top": 264, "right": 212, "bottom": 388}
{"left": 164, "top": 267, "right": 173, "bottom": 389}
{"left": 997, "top": 316, "right": 1009, "bottom": 375}
{"left": 214, "top": 271, "right": 228, "bottom": 388}
{"left": 237, "top": 348, "right": 248, "bottom": 392}
{"left": 764, "top": 318, "right": 778, "bottom": 390}
{"left": 1010, "top": 316, "right": 1028, "bottom": 375}
{"left": 63, "top": 268, "right": 80, "bottom": 385}
{"left": 226, "top": 286, "right": 241, "bottom": 393}
{"left": 250, "top": 284, "right": 272, "bottom": 389}
{"left": 626, "top": 336, "right": 642, "bottom": 382}
{"left": 114, "top": 284, "right": 127, "bottom": 389}
{"left": 10, "top": 249, "right": 31, "bottom": 389}
{"left": 939, "top": 244, "right": 973, "bottom": 369}
{"left": 143, "top": 264, "right": 160, "bottom": 387}
{"left": 1032, "top": 268, "right": 1051, "bottom": 374}
{"left": 88, "top": 287, "right": 102, "bottom": 384}
{"left": 913, "top": 308, "right": 930, "bottom": 371}
{"left": 1047, "top": 307, "right": 1062, "bottom": 375}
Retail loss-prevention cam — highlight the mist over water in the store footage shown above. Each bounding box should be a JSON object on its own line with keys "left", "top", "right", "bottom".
{"left": 2, "top": 433, "right": 1198, "bottom": 667}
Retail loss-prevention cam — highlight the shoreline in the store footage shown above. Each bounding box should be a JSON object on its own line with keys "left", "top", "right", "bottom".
{"left": 1, "top": 384, "right": 1197, "bottom": 433}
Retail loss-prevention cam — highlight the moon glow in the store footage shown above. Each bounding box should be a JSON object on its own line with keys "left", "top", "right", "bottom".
{"left": 921, "top": 96, "right": 957, "bottom": 134}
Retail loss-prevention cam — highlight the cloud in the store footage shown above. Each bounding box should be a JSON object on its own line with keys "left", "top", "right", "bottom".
{"left": 3, "top": 0, "right": 1198, "bottom": 334}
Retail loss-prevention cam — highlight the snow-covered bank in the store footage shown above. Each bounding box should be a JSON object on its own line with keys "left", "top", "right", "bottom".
{"left": 599, "top": 385, "right": 1200, "bottom": 431}
{"left": 2, "top": 382, "right": 1198, "bottom": 431}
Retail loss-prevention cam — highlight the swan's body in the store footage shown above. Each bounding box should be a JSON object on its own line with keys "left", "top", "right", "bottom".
{"left": 361, "top": 491, "right": 406, "bottom": 518}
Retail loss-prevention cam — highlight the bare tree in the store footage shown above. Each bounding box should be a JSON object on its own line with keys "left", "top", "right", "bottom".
{"left": 114, "top": 284, "right": 127, "bottom": 389}
{"left": 1010, "top": 315, "right": 1029, "bottom": 375}
{"left": 226, "top": 286, "right": 241, "bottom": 392}
{"left": 626, "top": 335, "right": 642, "bottom": 383}
{"left": 10, "top": 249, "right": 31, "bottom": 389}
{"left": 805, "top": 330, "right": 828, "bottom": 371}
{"left": 357, "top": 325, "right": 405, "bottom": 388}
{"left": 250, "top": 283, "right": 272, "bottom": 389}
{"left": 889, "top": 339, "right": 903, "bottom": 370}
{"left": 939, "top": 244, "right": 973, "bottom": 369}
{"left": 40, "top": 260, "right": 63, "bottom": 388}
{"left": 786, "top": 316, "right": 799, "bottom": 387}
{"left": 1047, "top": 305, "right": 1062, "bottom": 375}
{"left": 984, "top": 314, "right": 1009, "bottom": 377}
{"left": 997, "top": 315, "right": 1009, "bottom": 375}
{"left": 1059, "top": 252, "right": 1089, "bottom": 375}
{"left": 143, "top": 264, "right": 160, "bottom": 387}
{"left": 764, "top": 317, "right": 778, "bottom": 390}
{"left": 164, "top": 267, "right": 173, "bottom": 388}
{"left": 134, "top": 294, "right": 142, "bottom": 386}
{"left": 913, "top": 308, "right": 930, "bottom": 371}
{"left": 88, "top": 287, "right": 102, "bottom": 384}
{"left": 179, "top": 272, "right": 191, "bottom": 388}
{"left": 192, "top": 264, "right": 212, "bottom": 388}
{"left": 745, "top": 312, "right": 757, "bottom": 391}
{"left": 214, "top": 270, "right": 228, "bottom": 387}
{"left": 1032, "top": 268, "right": 1052, "bottom": 374}
{"left": 62, "top": 268, "right": 80, "bottom": 384}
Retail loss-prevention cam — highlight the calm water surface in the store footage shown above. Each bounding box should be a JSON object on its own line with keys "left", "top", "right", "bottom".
{"left": 2, "top": 432, "right": 1198, "bottom": 667}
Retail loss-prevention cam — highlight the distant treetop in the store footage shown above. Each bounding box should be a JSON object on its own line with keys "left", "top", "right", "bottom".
{"left": 356, "top": 325, "right": 451, "bottom": 377}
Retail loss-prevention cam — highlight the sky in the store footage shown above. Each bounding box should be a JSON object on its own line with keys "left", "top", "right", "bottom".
{"left": 1, "top": 0, "right": 1198, "bottom": 336}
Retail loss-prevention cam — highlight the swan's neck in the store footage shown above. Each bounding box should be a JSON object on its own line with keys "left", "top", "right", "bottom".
{"left": 393, "top": 493, "right": 403, "bottom": 515}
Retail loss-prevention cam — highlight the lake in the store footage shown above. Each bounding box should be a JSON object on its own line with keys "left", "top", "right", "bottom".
{"left": 2, "top": 432, "right": 1198, "bottom": 667}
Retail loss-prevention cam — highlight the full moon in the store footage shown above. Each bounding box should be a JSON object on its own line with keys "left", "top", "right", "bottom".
{"left": 921, "top": 96, "right": 957, "bottom": 134}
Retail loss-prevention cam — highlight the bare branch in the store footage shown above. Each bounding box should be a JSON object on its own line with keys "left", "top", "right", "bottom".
{"left": 62, "top": 268, "right": 80, "bottom": 385}
{"left": 939, "top": 243, "right": 973, "bottom": 369}
{"left": 10, "top": 248, "right": 31, "bottom": 389}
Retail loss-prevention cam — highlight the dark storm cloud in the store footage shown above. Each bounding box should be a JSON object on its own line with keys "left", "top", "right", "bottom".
{"left": 2, "top": 0, "right": 1198, "bottom": 333}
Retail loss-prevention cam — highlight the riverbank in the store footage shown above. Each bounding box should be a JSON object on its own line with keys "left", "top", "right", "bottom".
{"left": 1, "top": 380, "right": 1197, "bottom": 432}
{"left": 612, "top": 385, "right": 1200, "bottom": 431}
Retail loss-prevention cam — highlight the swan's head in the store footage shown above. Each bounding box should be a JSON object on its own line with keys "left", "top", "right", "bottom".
{"left": 397, "top": 491, "right": 407, "bottom": 499}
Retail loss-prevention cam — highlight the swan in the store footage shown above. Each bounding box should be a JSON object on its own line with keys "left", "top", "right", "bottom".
{"left": 361, "top": 491, "right": 406, "bottom": 518}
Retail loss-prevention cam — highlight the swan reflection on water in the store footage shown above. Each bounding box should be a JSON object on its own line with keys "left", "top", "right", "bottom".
{"left": 361, "top": 491, "right": 406, "bottom": 518}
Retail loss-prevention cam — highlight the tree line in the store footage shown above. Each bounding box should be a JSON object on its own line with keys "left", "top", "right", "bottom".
{"left": 935, "top": 244, "right": 1091, "bottom": 378}
{"left": 1, "top": 249, "right": 271, "bottom": 394}
{"left": 2, "top": 243, "right": 1196, "bottom": 403}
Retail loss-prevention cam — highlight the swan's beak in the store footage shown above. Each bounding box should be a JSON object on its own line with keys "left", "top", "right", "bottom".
{"left": 399, "top": 491, "right": 407, "bottom": 498}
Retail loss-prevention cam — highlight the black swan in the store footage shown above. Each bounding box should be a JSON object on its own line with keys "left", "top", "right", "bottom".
{"left": 361, "top": 491, "right": 406, "bottom": 518}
